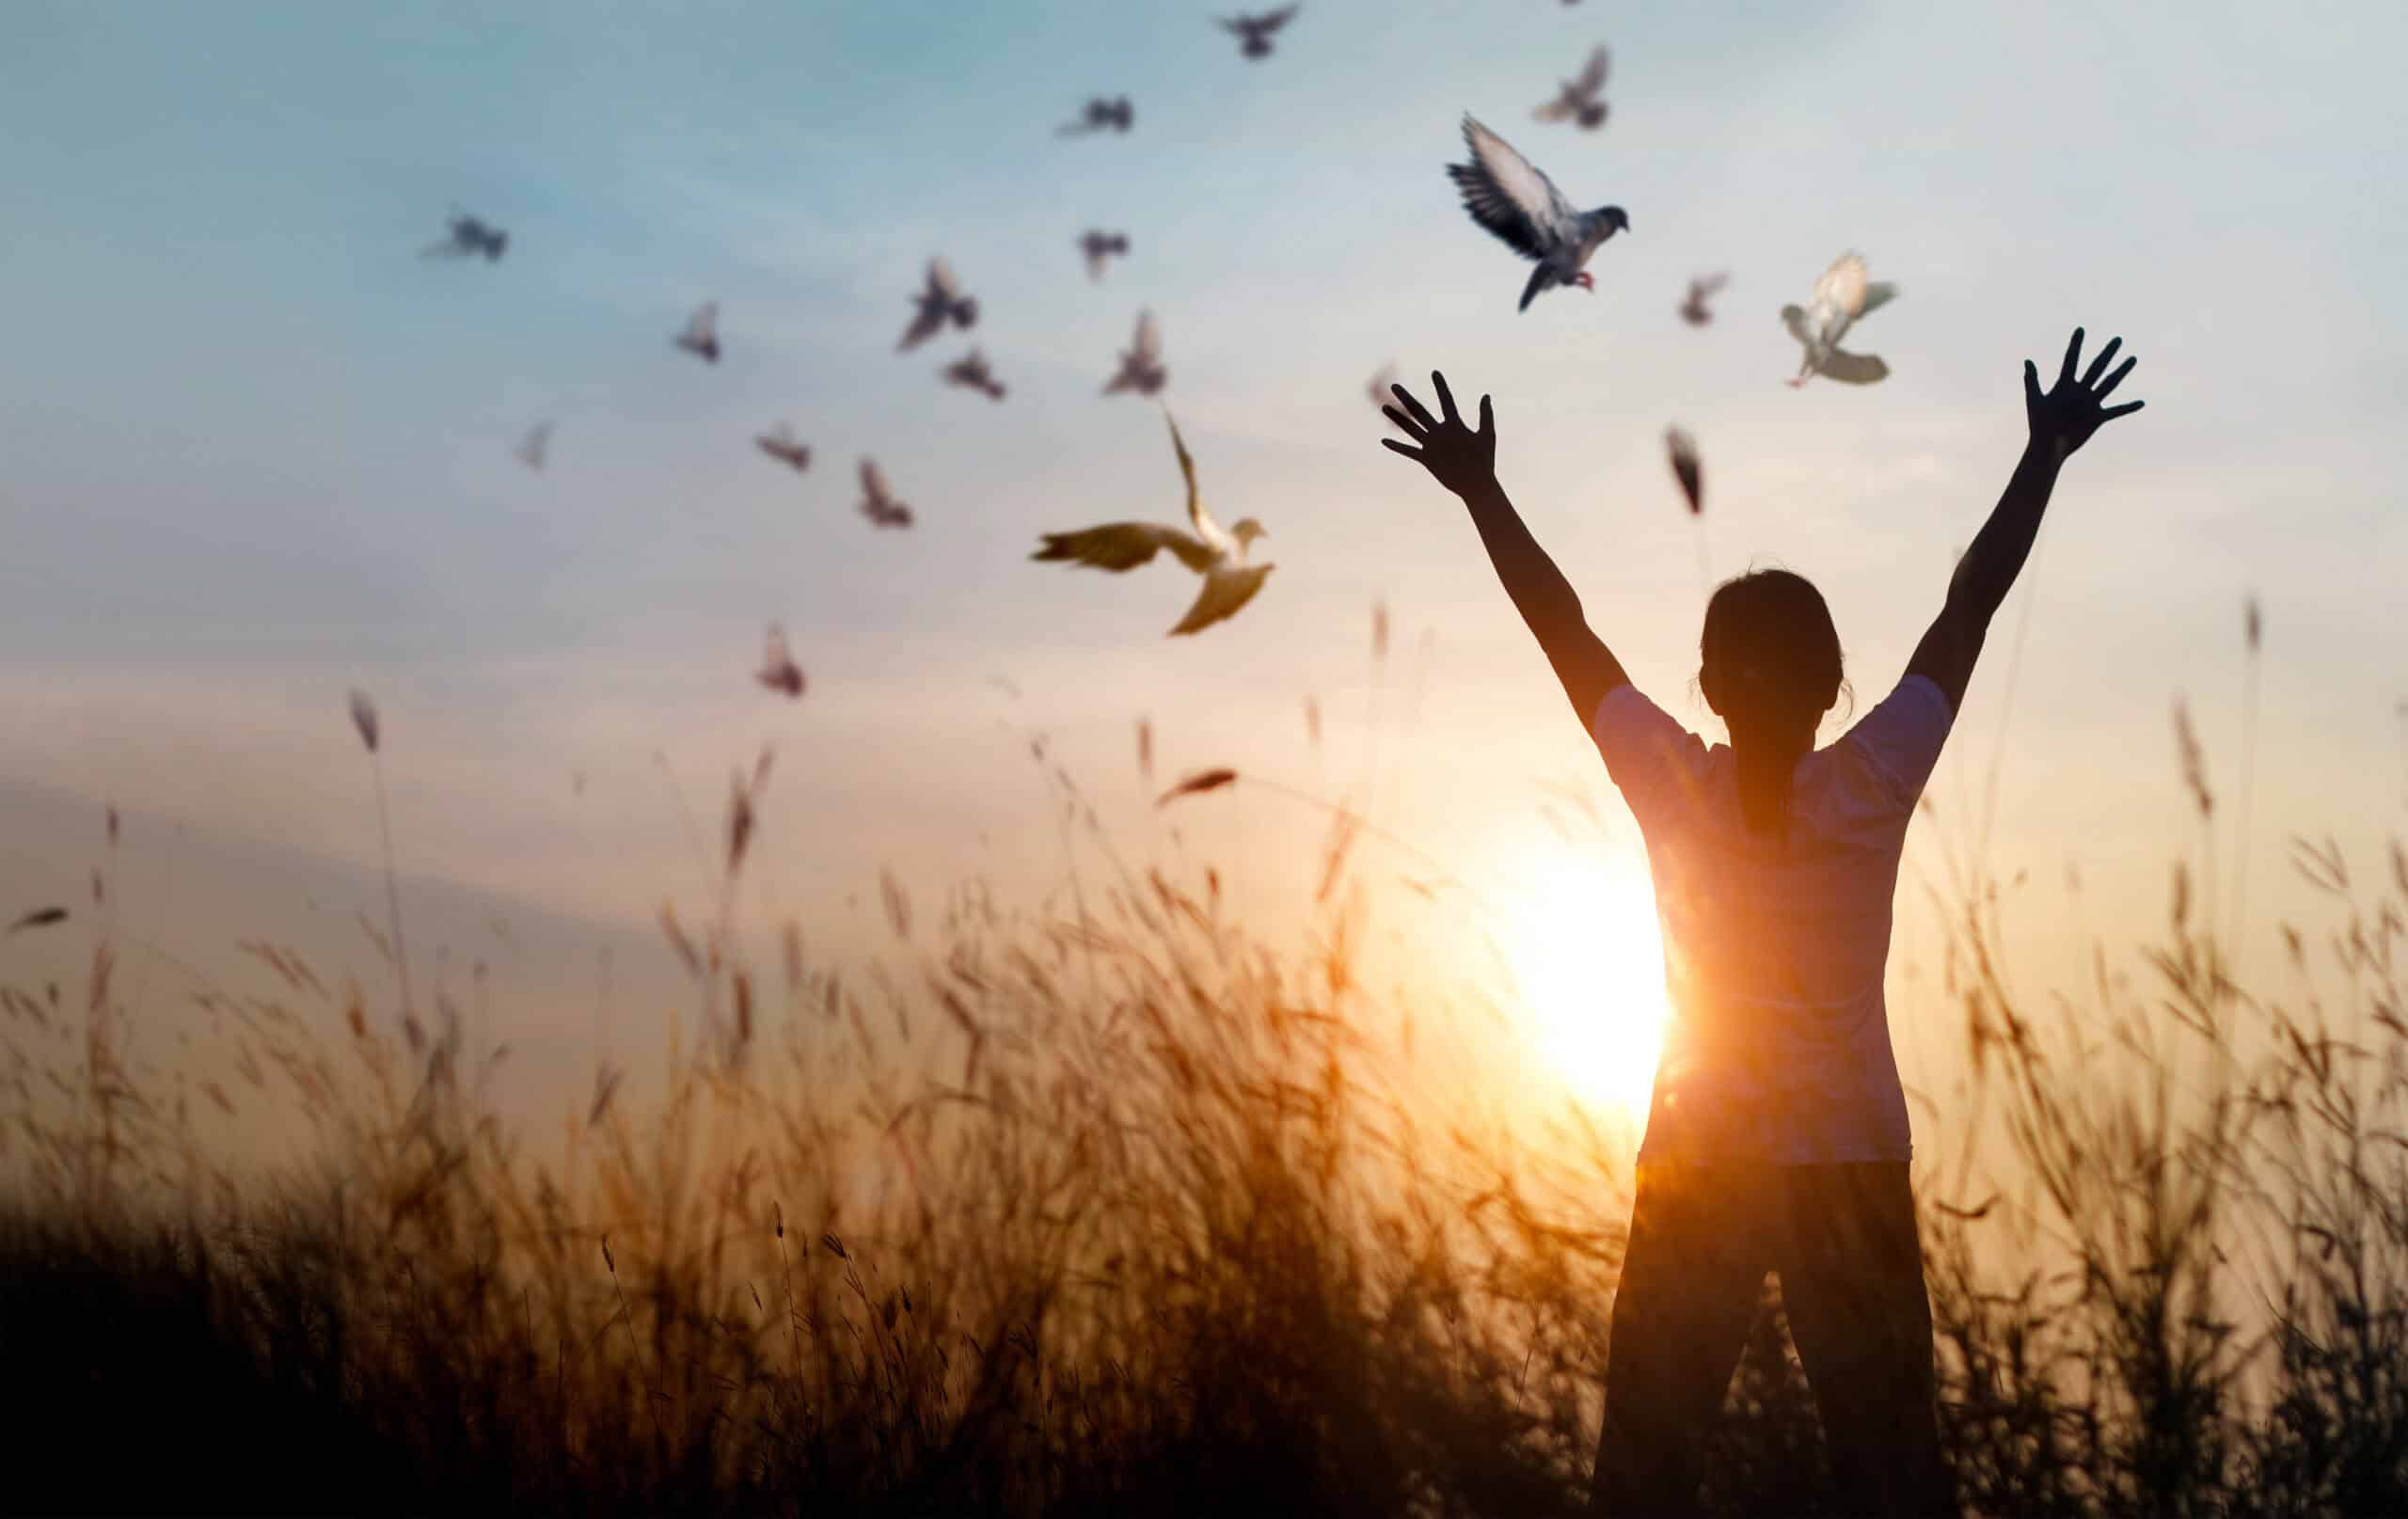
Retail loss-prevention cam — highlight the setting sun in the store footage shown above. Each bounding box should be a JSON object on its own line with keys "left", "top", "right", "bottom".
{"left": 1503, "top": 849, "right": 1671, "bottom": 1117}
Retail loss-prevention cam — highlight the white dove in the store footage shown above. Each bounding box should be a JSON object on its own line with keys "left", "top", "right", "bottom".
{"left": 1532, "top": 45, "right": 1609, "bottom": 130}
{"left": 857, "top": 459, "right": 914, "bottom": 530}
{"left": 515, "top": 419, "right": 553, "bottom": 471}
{"left": 1102, "top": 309, "right": 1166, "bottom": 396}
{"left": 675, "top": 302, "right": 721, "bottom": 363}
{"left": 1781, "top": 252, "right": 1897, "bottom": 387}
{"left": 898, "top": 258, "right": 978, "bottom": 352}
{"left": 1446, "top": 114, "right": 1630, "bottom": 312}
{"left": 1033, "top": 412, "right": 1272, "bottom": 637}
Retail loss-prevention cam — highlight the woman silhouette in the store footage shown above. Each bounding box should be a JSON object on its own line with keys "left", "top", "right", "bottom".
{"left": 1380, "top": 329, "right": 2141, "bottom": 1517}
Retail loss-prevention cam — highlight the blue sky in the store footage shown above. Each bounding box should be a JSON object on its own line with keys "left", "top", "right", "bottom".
{"left": 3, "top": 0, "right": 2403, "bottom": 1126}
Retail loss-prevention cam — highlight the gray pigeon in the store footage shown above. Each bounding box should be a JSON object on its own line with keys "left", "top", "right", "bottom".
{"left": 1078, "top": 229, "right": 1132, "bottom": 281}
{"left": 1219, "top": 6, "right": 1299, "bottom": 59}
{"left": 1057, "top": 97, "right": 1133, "bottom": 135}
{"left": 423, "top": 212, "right": 508, "bottom": 261}
{"left": 1446, "top": 115, "right": 1629, "bottom": 311}
{"left": 898, "top": 258, "right": 978, "bottom": 351}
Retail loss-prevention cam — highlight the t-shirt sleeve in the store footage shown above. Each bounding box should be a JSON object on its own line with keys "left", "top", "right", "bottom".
{"left": 1842, "top": 673, "right": 1957, "bottom": 813}
{"left": 1592, "top": 682, "right": 1707, "bottom": 826}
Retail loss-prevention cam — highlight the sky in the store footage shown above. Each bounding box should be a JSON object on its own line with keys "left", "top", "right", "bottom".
{"left": 2, "top": 0, "right": 2403, "bottom": 1145}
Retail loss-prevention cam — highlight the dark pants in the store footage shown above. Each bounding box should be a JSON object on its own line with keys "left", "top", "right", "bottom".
{"left": 1589, "top": 1163, "right": 1952, "bottom": 1517}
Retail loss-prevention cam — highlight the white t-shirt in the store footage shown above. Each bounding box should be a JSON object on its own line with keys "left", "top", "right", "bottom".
{"left": 1591, "top": 674, "right": 1956, "bottom": 1164}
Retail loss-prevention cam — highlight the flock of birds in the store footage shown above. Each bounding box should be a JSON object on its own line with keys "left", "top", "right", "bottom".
{"left": 420, "top": 7, "right": 1906, "bottom": 693}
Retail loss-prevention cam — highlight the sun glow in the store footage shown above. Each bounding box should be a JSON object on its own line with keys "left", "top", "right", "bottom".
{"left": 1503, "top": 850, "right": 1671, "bottom": 1117}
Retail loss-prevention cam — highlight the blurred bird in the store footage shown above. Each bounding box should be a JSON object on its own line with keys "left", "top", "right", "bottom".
{"left": 1781, "top": 252, "right": 1897, "bottom": 387}
{"left": 1678, "top": 271, "right": 1730, "bottom": 326}
{"left": 857, "top": 459, "right": 914, "bottom": 530}
{"left": 1532, "top": 45, "right": 1609, "bottom": 130}
{"left": 1666, "top": 426, "right": 1703, "bottom": 514}
{"left": 1103, "top": 309, "right": 1167, "bottom": 396}
{"left": 943, "top": 348, "right": 1007, "bottom": 401}
{"left": 755, "top": 624, "right": 804, "bottom": 699}
{"left": 898, "top": 258, "right": 979, "bottom": 352}
{"left": 1056, "top": 96, "right": 1133, "bottom": 135}
{"left": 1078, "top": 229, "right": 1132, "bottom": 281}
{"left": 515, "top": 420, "right": 553, "bottom": 471}
{"left": 1446, "top": 114, "right": 1629, "bottom": 312}
{"left": 755, "top": 421, "right": 811, "bottom": 472}
{"left": 1218, "top": 6, "right": 1299, "bottom": 59}
{"left": 675, "top": 302, "right": 721, "bottom": 364}
{"left": 1033, "top": 412, "right": 1273, "bottom": 637}
{"left": 421, "top": 211, "right": 508, "bottom": 261}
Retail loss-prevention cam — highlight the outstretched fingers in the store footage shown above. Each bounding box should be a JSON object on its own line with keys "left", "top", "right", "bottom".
{"left": 2058, "top": 327, "right": 2084, "bottom": 388}
{"left": 1382, "top": 403, "right": 1428, "bottom": 440}
{"left": 2094, "top": 355, "right": 2138, "bottom": 401}
{"left": 1478, "top": 393, "right": 1494, "bottom": 436}
{"left": 2082, "top": 336, "right": 2124, "bottom": 388}
{"left": 1380, "top": 436, "right": 1426, "bottom": 460}
{"left": 1431, "top": 370, "right": 1462, "bottom": 426}
{"left": 2101, "top": 399, "right": 2146, "bottom": 421}
{"left": 1389, "top": 383, "right": 1438, "bottom": 433}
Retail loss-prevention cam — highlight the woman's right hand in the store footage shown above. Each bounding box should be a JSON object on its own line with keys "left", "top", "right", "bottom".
{"left": 2025, "top": 327, "right": 2143, "bottom": 460}
{"left": 1382, "top": 370, "right": 1497, "bottom": 498}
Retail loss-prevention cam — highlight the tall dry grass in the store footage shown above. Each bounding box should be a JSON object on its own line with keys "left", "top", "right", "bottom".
{"left": 4, "top": 691, "right": 2407, "bottom": 1515}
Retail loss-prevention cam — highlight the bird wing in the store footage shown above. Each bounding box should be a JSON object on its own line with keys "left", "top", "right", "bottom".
{"left": 1449, "top": 115, "right": 1577, "bottom": 261}
{"left": 1261, "top": 4, "right": 1300, "bottom": 31}
{"left": 1816, "top": 348, "right": 1890, "bottom": 385}
{"left": 1694, "top": 271, "right": 1729, "bottom": 298}
{"left": 764, "top": 624, "right": 792, "bottom": 667}
{"left": 861, "top": 458, "right": 890, "bottom": 500}
{"left": 1780, "top": 303, "right": 1813, "bottom": 347}
{"left": 898, "top": 302, "right": 943, "bottom": 351}
{"left": 1133, "top": 309, "right": 1161, "bottom": 362}
{"left": 1532, "top": 92, "right": 1576, "bottom": 123}
{"left": 927, "top": 258, "right": 958, "bottom": 300}
{"left": 1169, "top": 562, "right": 1273, "bottom": 636}
{"left": 1858, "top": 280, "right": 1899, "bottom": 318}
{"left": 685, "top": 302, "right": 719, "bottom": 343}
{"left": 1812, "top": 252, "right": 1869, "bottom": 320}
{"left": 1034, "top": 522, "right": 1217, "bottom": 574}
{"left": 1163, "top": 412, "right": 1233, "bottom": 557}
{"left": 1572, "top": 44, "right": 1608, "bottom": 95}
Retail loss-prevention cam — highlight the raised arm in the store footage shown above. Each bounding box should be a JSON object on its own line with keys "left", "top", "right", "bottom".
{"left": 1906, "top": 327, "right": 2143, "bottom": 712}
{"left": 1382, "top": 371, "right": 1627, "bottom": 727}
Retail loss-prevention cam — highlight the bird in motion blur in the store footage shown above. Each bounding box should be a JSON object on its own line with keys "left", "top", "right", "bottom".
{"left": 1034, "top": 412, "right": 1272, "bottom": 636}
{"left": 421, "top": 211, "right": 507, "bottom": 261}
{"left": 1532, "top": 45, "right": 1609, "bottom": 130}
{"left": 755, "top": 624, "right": 804, "bottom": 699}
{"left": 1056, "top": 96, "right": 1133, "bottom": 135}
{"left": 1368, "top": 363, "right": 1410, "bottom": 430}
{"left": 515, "top": 419, "right": 553, "bottom": 471}
{"left": 1218, "top": 6, "right": 1299, "bottom": 59}
{"left": 675, "top": 302, "right": 721, "bottom": 364}
{"left": 1078, "top": 229, "right": 1132, "bottom": 281}
{"left": 942, "top": 348, "right": 1007, "bottom": 401}
{"left": 1666, "top": 426, "right": 1703, "bottom": 514}
{"left": 1102, "top": 309, "right": 1166, "bottom": 396}
{"left": 1678, "top": 271, "right": 1730, "bottom": 326}
{"left": 754, "top": 421, "right": 811, "bottom": 472}
{"left": 1446, "top": 114, "right": 1629, "bottom": 311}
{"left": 897, "top": 258, "right": 979, "bottom": 351}
{"left": 1781, "top": 251, "right": 1897, "bottom": 387}
{"left": 857, "top": 459, "right": 914, "bottom": 530}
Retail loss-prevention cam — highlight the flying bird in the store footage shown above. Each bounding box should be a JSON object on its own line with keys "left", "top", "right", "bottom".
{"left": 1056, "top": 96, "right": 1133, "bottom": 135}
{"left": 1033, "top": 412, "right": 1273, "bottom": 637}
{"left": 1078, "top": 229, "right": 1131, "bottom": 281}
{"left": 898, "top": 258, "right": 979, "bottom": 352}
{"left": 1218, "top": 6, "right": 1300, "bottom": 59}
{"left": 1666, "top": 426, "right": 1703, "bottom": 515}
{"left": 755, "top": 421, "right": 811, "bottom": 472}
{"left": 1446, "top": 114, "right": 1630, "bottom": 312}
{"left": 421, "top": 212, "right": 508, "bottom": 261}
{"left": 942, "top": 348, "right": 1007, "bottom": 401}
{"left": 1532, "top": 45, "right": 1610, "bottom": 130}
{"left": 675, "top": 302, "right": 721, "bottom": 364}
{"left": 1103, "top": 309, "right": 1167, "bottom": 396}
{"left": 1781, "top": 252, "right": 1897, "bottom": 387}
{"left": 515, "top": 420, "right": 553, "bottom": 471}
{"left": 857, "top": 459, "right": 914, "bottom": 530}
{"left": 755, "top": 624, "right": 804, "bottom": 699}
{"left": 1678, "top": 272, "right": 1730, "bottom": 326}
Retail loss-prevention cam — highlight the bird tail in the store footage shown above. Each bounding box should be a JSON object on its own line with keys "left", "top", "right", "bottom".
{"left": 1517, "top": 264, "right": 1555, "bottom": 313}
